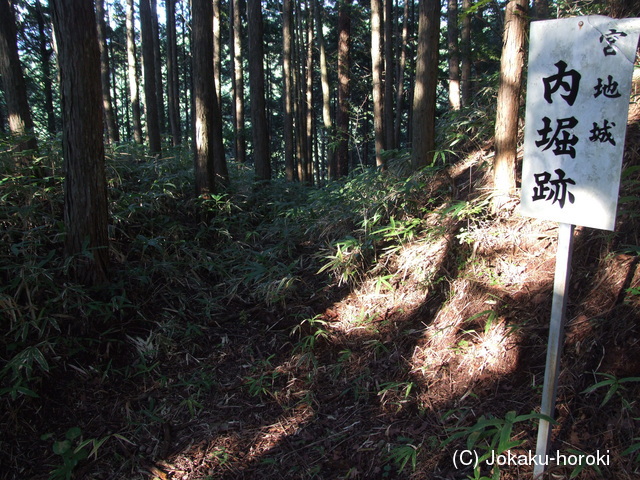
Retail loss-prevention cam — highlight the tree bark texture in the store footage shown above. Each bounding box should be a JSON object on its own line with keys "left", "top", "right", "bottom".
{"left": 126, "top": 0, "right": 143, "bottom": 144}
{"left": 460, "top": 0, "right": 472, "bottom": 106}
{"left": 335, "top": 0, "right": 351, "bottom": 178}
{"left": 0, "top": 0, "right": 38, "bottom": 153}
{"left": 213, "top": 0, "right": 222, "bottom": 102}
{"left": 447, "top": 0, "right": 461, "bottom": 110}
{"left": 192, "top": 0, "right": 227, "bottom": 194}
{"left": 230, "top": 0, "right": 246, "bottom": 164}
{"left": 35, "top": 0, "right": 56, "bottom": 135}
{"left": 492, "top": 0, "right": 528, "bottom": 212}
{"left": 315, "top": 0, "right": 333, "bottom": 177}
{"left": 140, "top": 0, "right": 161, "bottom": 154}
{"left": 371, "top": 0, "right": 385, "bottom": 169}
{"left": 394, "top": 0, "right": 409, "bottom": 149}
{"left": 166, "top": 0, "right": 181, "bottom": 146}
{"left": 247, "top": 1, "right": 271, "bottom": 181}
{"left": 411, "top": 0, "right": 440, "bottom": 170}
{"left": 96, "top": 0, "right": 119, "bottom": 144}
{"left": 283, "top": 0, "right": 295, "bottom": 181}
{"left": 150, "top": 0, "right": 165, "bottom": 134}
{"left": 51, "top": 0, "right": 109, "bottom": 285}
{"left": 305, "top": 3, "right": 314, "bottom": 185}
{"left": 383, "top": 0, "right": 395, "bottom": 150}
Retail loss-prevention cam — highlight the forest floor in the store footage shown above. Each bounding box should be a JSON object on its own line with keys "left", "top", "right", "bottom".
{"left": 2, "top": 113, "right": 640, "bottom": 480}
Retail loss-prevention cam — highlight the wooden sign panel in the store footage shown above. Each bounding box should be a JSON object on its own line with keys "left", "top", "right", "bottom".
{"left": 521, "top": 16, "right": 640, "bottom": 231}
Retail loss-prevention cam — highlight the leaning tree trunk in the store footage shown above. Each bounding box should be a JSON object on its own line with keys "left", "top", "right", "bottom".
{"left": 492, "top": 0, "right": 528, "bottom": 213}
{"left": 51, "top": 0, "right": 109, "bottom": 285}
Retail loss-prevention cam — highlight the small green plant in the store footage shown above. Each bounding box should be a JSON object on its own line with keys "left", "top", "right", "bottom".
{"left": 443, "top": 410, "right": 552, "bottom": 480}
{"left": 384, "top": 436, "right": 419, "bottom": 474}
{"left": 464, "top": 308, "right": 499, "bottom": 335}
{"left": 561, "top": 448, "right": 603, "bottom": 479}
{"left": 291, "top": 315, "right": 330, "bottom": 354}
{"left": 582, "top": 372, "right": 640, "bottom": 409}
{"left": 378, "top": 381, "right": 415, "bottom": 412}
{"left": 41, "top": 427, "right": 111, "bottom": 480}
{"left": 209, "top": 446, "right": 230, "bottom": 465}
{"left": 0, "top": 342, "right": 52, "bottom": 399}
{"left": 318, "top": 236, "right": 368, "bottom": 286}
{"left": 180, "top": 394, "right": 204, "bottom": 418}
{"left": 441, "top": 196, "right": 489, "bottom": 221}
{"left": 622, "top": 432, "right": 640, "bottom": 463}
{"left": 244, "top": 354, "right": 282, "bottom": 398}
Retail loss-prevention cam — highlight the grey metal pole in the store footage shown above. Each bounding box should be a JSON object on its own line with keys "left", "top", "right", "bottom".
{"left": 533, "top": 222, "right": 575, "bottom": 479}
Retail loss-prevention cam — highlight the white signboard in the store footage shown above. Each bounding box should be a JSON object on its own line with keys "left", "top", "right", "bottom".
{"left": 521, "top": 16, "right": 640, "bottom": 231}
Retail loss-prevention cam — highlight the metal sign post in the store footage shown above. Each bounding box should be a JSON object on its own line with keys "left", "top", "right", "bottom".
{"left": 520, "top": 15, "right": 640, "bottom": 479}
{"left": 533, "top": 222, "right": 574, "bottom": 479}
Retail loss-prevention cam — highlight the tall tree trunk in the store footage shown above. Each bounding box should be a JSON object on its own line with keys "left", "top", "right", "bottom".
{"left": 335, "top": 0, "right": 350, "bottom": 179}
{"left": 394, "top": 0, "right": 409, "bottom": 148}
{"left": 213, "top": 0, "right": 221, "bottom": 102}
{"left": 492, "top": 0, "right": 528, "bottom": 212}
{"left": 411, "top": 0, "right": 440, "bottom": 169}
{"left": 383, "top": 0, "right": 395, "bottom": 150}
{"left": 293, "top": 0, "right": 307, "bottom": 183}
{"left": 150, "top": 0, "right": 165, "bottom": 135}
{"left": 108, "top": 32, "right": 121, "bottom": 140}
{"left": 140, "top": 0, "right": 161, "bottom": 154}
{"left": 305, "top": 2, "right": 314, "bottom": 185}
{"left": 181, "top": 1, "right": 191, "bottom": 142}
{"left": 126, "top": 0, "right": 143, "bottom": 144}
{"left": 247, "top": 0, "right": 271, "bottom": 181}
{"left": 447, "top": 0, "right": 461, "bottom": 110}
{"left": 166, "top": 0, "right": 181, "bottom": 146}
{"left": 315, "top": 0, "right": 333, "bottom": 176}
{"left": 0, "top": 0, "right": 38, "bottom": 154}
{"left": 96, "top": 0, "right": 119, "bottom": 144}
{"left": 51, "top": 0, "right": 109, "bottom": 285}
{"left": 283, "top": 0, "right": 295, "bottom": 181}
{"left": 230, "top": 0, "right": 246, "bottom": 164}
{"left": 35, "top": 0, "right": 56, "bottom": 136}
{"left": 492, "top": 0, "right": 527, "bottom": 213}
{"left": 192, "top": 0, "right": 224, "bottom": 194}
{"left": 460, "top": 0, "right": 471, "bottom": 106}
{"left": 371, "top": 0, "right": 385, "bottom": 169}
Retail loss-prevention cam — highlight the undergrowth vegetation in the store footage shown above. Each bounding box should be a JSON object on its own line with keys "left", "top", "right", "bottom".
{"left": 2, "top": 134, "right": 640, "bottom": 479}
